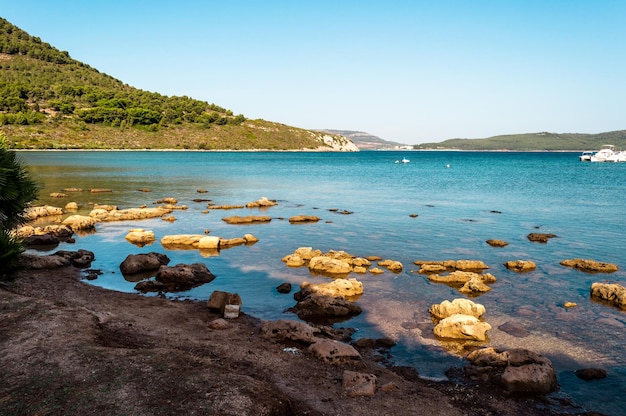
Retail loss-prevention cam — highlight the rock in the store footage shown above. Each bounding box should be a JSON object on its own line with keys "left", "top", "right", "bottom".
{"left": 282, "top": 254, "right": 306, "bottom": 267}
{"left": 290, "top": 293, "right": 362, "bottom": 323}
{"left": 90, "top": 188, "right": 112, "bottom": 193}
{"left": 156, "top": 197, "right": 177, "bottom": 204}
{"left": 369, "top": 267, "right": 385, "bottom": 275}
{"left": 207, "top": 290, "right": 242, "bottom": 315}
{"left": 24, "top": 233, "right": 60, "bottom": 247}
{"left": 342, "top": 370, "right": 377, "bottom": 397}
{"left": 486, "top": 239, "right": 509, "bottom": 247}
{"left": 208, "top": 318, "right": 230, "bottom": 330}
{"left": 208, "top": 204, "right": 244, "bottom": 210}
{"left": 299, "top": 278, "right": 363, "bottom": 298}
{"left": 222, "top": 215, "right": 271, "bottom": 224}
{"left": 161, "top": 234, "right": 205, "bottom": 248}
{"left": 504, "top": 260, "right": 536, "bottom": 272}
{"left": 429, "top": 298, "right": 486, "bottom": 320}
{"left": 124, "top": 229, "right": 156, "bottom": 246}
{"left": 417, "top": 263, "right": 447, "bottom": 274}
{"left": 561, "top": 258, "right": 618, "bottom": 273}
{"left": 120, "top": 252, "right": 170, "bottom": 275}
{"left": 289, "top": 215, "right": 320, "bottom": 223}
{"left": 498, "top": 321, "right": 530, "bottom": 337}
{"left": 563, "top": 302, "right": 577, "bottom": 308}
{"left": 62, "top": 187, "right": 83, "bottom": 192}
{"left": 527, "top": 233, "right": 557, "bottom": 243}
{"left": 454, "top": 260, "right": 489, "bottom": 271}
{"left": 50, "top": 192, "right": 67, "bottom": 198}
{"left": 198, "top": 236, "right": 220, "bottom": 249}
{"left": 307, "top": 339, "right": 361, "bottom": 364}
{"left": 153, "top": 263, "right": 216, "bottom": 292}
{"left": 23, "top": 205, "right": 64, "bottom": 220}
{"left": 415, "top": 260, "right": 489, "bottom": 273}
{"left": 90, "top": 207, "right": 172, "bottom": 222}
{"left": 308, "top": 256, "right": 352, "bottom": 275}
{"left": 428, "top": 271, "right": 497, "bottom": 285}
{"left": 245, "top": 197, "right": 277, "bottom": 208}
{"left": 19, "top": 250, "right": 95, "bottom": 269}
{"left": 574, "top": 368, "right": 607, "bottom": 381}
{"left": 219, "top": 237, "right": 246, "bottom": 247}
{"left": 260, "top": 319, "right": 320, "bottom": 344}
{"left": 223, "top": 304, "right": 240, "bottom": 319}
{"left": 378, "top": 259, "right": 403, "bottom": 273}
{"left": 590, "top": 282, "right": 626, "bottom": 309}
{"left": 276, "top": 283, "right": 292, "bottom": 294}
{"left": 459, "top": 276, "right": 492, "bottom": 294}
{"left": 465, "top": 347, "right": 558, "bottom": 395}
{"left": 65, "top": 202, "right": 79, "bottom": 211}
{"left": 63, "top": 249, "right": 95, "bottom": 268}
{"left": 243, "top": 234, "right": 258, "bottom": 243}
{"left": 433, "top": 314, "right": 491, "bottom": 341}
{"left": 62, "top": 215, "right": 98, "bottom": 231}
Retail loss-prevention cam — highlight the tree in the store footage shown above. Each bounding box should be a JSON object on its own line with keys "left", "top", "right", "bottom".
{"left": 0, "top": 131, "right": 39, "bottom": 280}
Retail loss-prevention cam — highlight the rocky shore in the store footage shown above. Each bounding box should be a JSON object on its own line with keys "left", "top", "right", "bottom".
{"left": 0, "top": 254, "right": 606, "bottom": 415}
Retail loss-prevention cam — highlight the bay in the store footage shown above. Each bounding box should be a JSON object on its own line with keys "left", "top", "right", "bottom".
{"left": 18, "top": 150, "right": 626, "bottom": 415}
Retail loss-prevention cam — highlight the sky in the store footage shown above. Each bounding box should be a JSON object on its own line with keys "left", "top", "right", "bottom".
{"left": 2, "top": 1, "right": 625, "bottom": 144}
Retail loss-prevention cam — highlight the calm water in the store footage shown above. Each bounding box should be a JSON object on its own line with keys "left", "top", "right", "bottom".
{"left": 18, "top": 150, "right": 626, "bottom": 415}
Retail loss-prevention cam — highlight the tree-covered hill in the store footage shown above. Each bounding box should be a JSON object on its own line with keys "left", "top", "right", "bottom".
{"left": 0, "top": 18, "right": 355, "bottom": 151}
{"left": 416, "top": 131, "right": 626, "bottom": 151}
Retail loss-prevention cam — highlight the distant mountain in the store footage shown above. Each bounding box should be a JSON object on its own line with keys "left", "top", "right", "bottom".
{"left": 0, "top": 18, "right": 357, "bottom": 151}
{"left": 416, "top": 131, "right": 626, "bottom": 151}
{"left": 318, "top": 130, "right": 407, "bottom": 150}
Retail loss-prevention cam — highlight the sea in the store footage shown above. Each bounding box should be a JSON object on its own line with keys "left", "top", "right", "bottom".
{"left": 17, "top": 150, "right": 626, "bottom": 415}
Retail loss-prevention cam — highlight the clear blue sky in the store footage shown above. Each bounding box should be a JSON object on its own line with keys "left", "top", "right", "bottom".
{"left": 2, "top": 1, "right": 625, "bottom": 144}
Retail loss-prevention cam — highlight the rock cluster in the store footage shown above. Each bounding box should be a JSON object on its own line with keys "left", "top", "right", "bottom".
{"left": 561, "top": 258, "right": 619, "bottom": 273}
{"left": 429, "top": 299, "right": 491, "bottom": 342}
{"left": 464, "top": 347, "right": 558, "bottom": 395}
{"left": 19, "top": 249, "right": 95, "bottom": 269}
{"left": 590, "top": 282, "right": 626, "bottom": 309}
{"left": 282, "top": 247, "right": 401, "bottom": 276}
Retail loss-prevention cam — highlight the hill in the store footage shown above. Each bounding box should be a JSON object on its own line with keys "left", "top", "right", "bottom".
{"left": 317, "top": 130, "right": 407, "bottom": 150}
{"left": 416, "top": 131, "right": 626, "bottom": 151}
{"left": 0, "top": 18, "right": 357, "bottom": 151}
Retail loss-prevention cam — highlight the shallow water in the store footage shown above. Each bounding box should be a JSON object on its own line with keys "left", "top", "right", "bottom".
{"left": 18, "top": 150, "right": 626, "bottom": 415}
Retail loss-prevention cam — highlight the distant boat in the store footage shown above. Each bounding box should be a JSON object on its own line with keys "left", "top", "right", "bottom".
{"left": 579, "top": 151, "right": 595, "bottom": 161}
{"left": 395, "top": 157, "right": 410, "bottom": 164}
{"left": 590, "top": 145, "right": 616, "bottom": 162}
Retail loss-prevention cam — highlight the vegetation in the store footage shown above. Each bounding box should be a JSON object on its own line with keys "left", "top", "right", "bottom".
{"left": 0, "top": 18, "right": 341, "bottom": 150}
{"left": 0, "top": 131, "right": 38, "bottom": 281}
{"left": 416, "top": 131, "right": 626, "bottom": 151}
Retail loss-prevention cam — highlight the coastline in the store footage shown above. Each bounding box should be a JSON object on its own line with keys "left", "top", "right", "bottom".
{"left": 0, "top": 264, "right": 590, "bottom": 415}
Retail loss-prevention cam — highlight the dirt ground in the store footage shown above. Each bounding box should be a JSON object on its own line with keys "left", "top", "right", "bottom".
{"left": 0, "top": 265, "right": 598, "bottom": 416}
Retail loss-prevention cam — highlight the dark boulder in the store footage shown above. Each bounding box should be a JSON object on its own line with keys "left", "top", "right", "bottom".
{"left": 120, "top": 252, "right": 170, "bottom": 276}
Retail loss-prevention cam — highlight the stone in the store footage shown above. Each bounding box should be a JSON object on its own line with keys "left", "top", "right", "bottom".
{"left": 197, "top": 236, "right": 220, "bottom": 249}
{"left": 289, "top": 215, "right": 320, "bottom": 223}
{"left": 208, "top": 318, "right": 230, "bottom": 330}
{"left": 246, "top": 197, "right": 277, "bottom": 208}
{"left": 433, "top": 314, "right": 491, "bottom": 341}
{"left": 50, "top": 192, "right": 67, "bottom": 198}
{"left": 486, "top": 239, "right": 509, "bottom": 247}
{"left": 260, "top": 319, "right": 320, "bottom": 344}
{"left": 590, "top": 282, "right": 626, "bottom": 309}
{"left": 369, "top": 267, "right": 385, "bottom": 275}
{"left": 454, "top": 260, "right": 489, "bottom": 271}
{"left": 342, "top": 370, "right": 377, "bottom": 397}
{"left": 161, "top": 234, "right": 205, "bottom": 248}
{"left": 282, "top": 254, "right": 306, "bottom": 267}
{"left": 156, "top": 197, "right": 177, "bottom": 204}
{"left": 428, "top": 271, "right": 497, "bottom": 285}
{"left": 223, "top": 304, "right": 240, "bottom": 319}
{"left": 459, "top": 276, "right": 492, "bottom": 294}
{"left": 23, "top": 205, "right": 64, "bottom": 220}
{"left": 561, "top": 258, "right": 618, "bottom": 273}
{"left": 290, "top": 293, "right": 362, "bottom": 323}
{"left": 62, "top": 215, "right": 98, "bottom": 231}
{"left": 207, "top": 291, "right": 242, "bottom": 314}
{"left": 574, "top": 368, "right": 607, "bottom": 381}
{"left": 308, "top": 256, "right": 352, "bottom": 275}
{"left": 219, "top": 237, "right": 246, "bottom": 247}
{"left": 527, "top": 233, "right": 557, "bottom": 243}
{"left": 124, "top": 229, "right": 156, "bottom": 246}
{"left": 465, "top": 347, "right": 558, "bottom": 395}
{"left": 429, "top": 298, "right": 486, "bottom": 319}
{"left": 299, "top": 278, "right": 363, "bottom": 298}
{"left": 65, "top": 202, "right": 79, "bottom": 211}
{"left": 24, "top": 233, "right": 60, "bottom": 247}
{"left": 378, "top": 259, "right": 403, "bottom": 272}
{"left": 276, "top": 283, "right": 292, "bottom": 294}
{"left": 90, "top": 206, "right": 172, "bottom": 222}
{"left": 504, "top": 260, "right": 537, "bottom": 272}
{"left": 222, "top": 215, "right": 271, "bottom": 224}
{"left": 307, "top": 339, "right": 361, "bottom": 364}
{"left": 243, "top": 233, "right": 258, "bottom": 243}
{"left": 154, "top": 263, "right": 216, "bottom": 292}
{"left": 120, "top": 252, "right": 170, "bottom": 275}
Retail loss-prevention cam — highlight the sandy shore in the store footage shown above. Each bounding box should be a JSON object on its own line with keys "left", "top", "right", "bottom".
{"left": 0, "top": 264, "right": 592, "bottom": 416}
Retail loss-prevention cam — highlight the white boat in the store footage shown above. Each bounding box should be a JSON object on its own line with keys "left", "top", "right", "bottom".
{"left": 395, "top": 157, "right": 410, "bottom": 164}
{"left": 590, "top": 145, "right": 616, "bottom": 162}
{"left": 579, "top": 151, "right": 595, "bottom": 161}
{"left": 606, "top": 150, "right": 626, "bottom": 162}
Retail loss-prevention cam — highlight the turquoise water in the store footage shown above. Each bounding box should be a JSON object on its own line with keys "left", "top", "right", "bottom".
{"left": 18, "top": 150, "right": 626, "bottom": 415}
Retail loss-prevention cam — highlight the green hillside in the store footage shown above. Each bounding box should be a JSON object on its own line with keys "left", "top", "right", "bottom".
{"left": 416, "top": 131, "right": 626, "bottom": 151}
{"left": 0, "top": 18, "right": 353, "bottom": 151}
